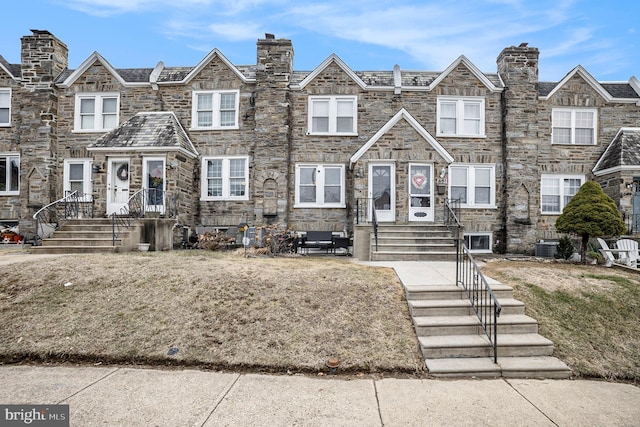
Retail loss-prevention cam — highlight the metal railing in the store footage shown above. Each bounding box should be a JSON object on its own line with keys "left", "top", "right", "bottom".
{"left": 444, "top": 197, "right": 501, "bottom": 363}
{"left": 355, "top": 198, "right": 379, "bottom": 251}
{"left": 456, "top": 244, "right": 502, "bottom": 363}
{"left": 111, "top": 188, "right": 178, "bottom": 245}
{"left": 33, "top": 191, "right": 94, "bottom": 244}
{"left": 622, "top": 212, "right": 640, "bottom": 234}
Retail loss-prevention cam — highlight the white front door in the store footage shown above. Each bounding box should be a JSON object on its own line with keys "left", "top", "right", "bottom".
{"left": 369, "top": 163, "right": 395, "bottom": 222}
{"left": 409, "top": 163, "right": 434, "bottom": 222}
{"left": 143, "top": 157, "right": 166, "bottom": 214}
{"left": 107, "top": 158, "right": 130, "bottom": 215}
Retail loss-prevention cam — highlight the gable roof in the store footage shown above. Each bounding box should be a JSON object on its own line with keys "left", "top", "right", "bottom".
{"left": 539, "top": 66, "right": 640, "bottom": 103}
{"left": 58, "top": 52, "right": 129, "bottom": 88}
{"left": 428, "top": 55, "right": 502, "bottom": 92}
{"left": 593, "top": 128, "right": 640, "bottom": 175}
{"left": 0, "top": 55, "right": 20, "bottom": 80}
{"left": 171, "top": 48, "right": 253, "bottom": 85}
{"left": 87, "top": 112, "right": 198, "bottom": 158}
{"left": 349, "top": 108, "right": 454, "bottom": 168}
{"left": 293, "top": 54, "right": 367, "bottom": 90}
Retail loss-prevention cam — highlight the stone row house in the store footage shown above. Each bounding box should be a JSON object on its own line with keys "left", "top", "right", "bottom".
{"left": 1, "top": 30, "right": 639, "bottom": 254}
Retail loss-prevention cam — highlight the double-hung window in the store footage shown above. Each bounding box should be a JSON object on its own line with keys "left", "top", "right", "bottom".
{"left": 552, "top": 108, "right": 597, "bottom": 145}
{"left": 437, "top": 97, "right": 485, "bottom": 137}
{"left": 63, "top": 159, "right": 93, "bottom": 201}
{"left": 541, "top": 174, "right": 584, "bottom": 214}
{"left": 0, "top": 154, "right": 19, "bottom": 195}
{"left": 295, "top": 164, "right": 345, "bottom": 207}
{"left": 192, "top": 90, "right": 239, "bottom": 130}
{"left": 201, "top": 156, "right": 248, "bottom": 200}
{"left": 449, "top": 165, "right": 495, "bottom": 207}
{"left": 0, "top": 88, "right": 10, "bottom": 126}
{"left": 74, "top": 93, "right": 119, "bottom": 132}
{"left": 308, "top": 96, "right": 357, "bottom": 135}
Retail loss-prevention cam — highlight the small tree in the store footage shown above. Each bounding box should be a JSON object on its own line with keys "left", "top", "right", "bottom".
{"left": 555, "top": 235, "right": 575, "bottom": 260}
{"left": 555, "top": 181, "right": 625, "bottom": 264}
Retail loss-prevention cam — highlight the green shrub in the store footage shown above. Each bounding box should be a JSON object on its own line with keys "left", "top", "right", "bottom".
{"left": 555, "top": 235, "right": 575, "bottom": 260}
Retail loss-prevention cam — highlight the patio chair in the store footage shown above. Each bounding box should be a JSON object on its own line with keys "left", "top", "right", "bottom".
{"left": 616, "top": 238, "right": 639, "bottom": 268}
{"left": 597, "top": 238, "right": 619, "bottom": 267}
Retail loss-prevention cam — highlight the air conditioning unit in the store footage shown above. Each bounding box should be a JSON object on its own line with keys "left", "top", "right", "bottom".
{"left": 535, "top": 241, "right": 559, "bottom": 258}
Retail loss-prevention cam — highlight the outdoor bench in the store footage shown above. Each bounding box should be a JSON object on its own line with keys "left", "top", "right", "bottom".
{"left": 297, "top": 231, "right": 351, "bottom": 255}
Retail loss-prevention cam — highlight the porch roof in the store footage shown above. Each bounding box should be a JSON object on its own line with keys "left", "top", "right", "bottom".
{"left": 593, "top": 128, "right": 640, "bottom": 176}
{"left": 87, "top": 112, "right": 198, "bottom": 158}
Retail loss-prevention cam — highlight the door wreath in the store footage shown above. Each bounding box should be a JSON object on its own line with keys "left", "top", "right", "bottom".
{"left": 116, "top": 164, "right": 129, "bottom": 181}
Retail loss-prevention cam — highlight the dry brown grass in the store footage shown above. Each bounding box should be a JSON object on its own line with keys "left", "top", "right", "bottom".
{"left": 0, "top": 251, "right": 424, "bottom": 375}
{"left": 481, "top": 259, "right": 640, "bottom": 383}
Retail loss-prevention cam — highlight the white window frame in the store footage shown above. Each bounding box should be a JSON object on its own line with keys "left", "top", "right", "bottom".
{"left": 73, "top": 92, "right": 120, "bottom": 132}
{"left": 63, "top": 159, "right": 93, "bottom": 201}
{"left": 0, "top": 153, "right": 20, "bottom": 195}
{"left": 200, "top": 156, "right": 249, "bottom": 201}
{"left": 464, "top": 233, "right": 493, "bottom": 253}
{"left": 307, "top": 95, "right": 357, "bottom": 135}
{"left": 191, "top": 90, "right": 240, "bottom": 130}
{"left": 540, "top": 174, "right": 585, "bottom": 214}
{"left": 551, "top": 108, "right": 598, "bottom": 145}
{"left": 448, "top": 164, "right": 496, "bottom": 208}
{"left": 294, "top": 164, "right": 346, "bottom": 208}
{"left": 0, "top": 88, "right": 10, "bottom": 127}
{"left": 437, "top": 96, "right": 485, "bottom": 137}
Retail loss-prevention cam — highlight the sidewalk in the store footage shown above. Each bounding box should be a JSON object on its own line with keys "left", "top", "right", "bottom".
{"left": 1, "top": 364, "right": 639, "bottom": 426}
{"left": 1, "top": 253, "right": 639, "bottom": 425}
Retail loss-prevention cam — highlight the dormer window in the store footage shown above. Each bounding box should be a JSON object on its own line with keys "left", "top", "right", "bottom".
{"left": 74, "top": 93, "right": 120, "bottom": 132}
{"left": 437, "top": 97, "right": 485, "bottom": 137}
{"left": 552, "top": 108, "right": 597, "bottom": 145}
{"left": 192, "top": 90, "right": 239, "bottom": 130}
{"left": 307, "top": 96, "right": 357, "bottom": 135}
{"left": 0, "top": 88, "right": 10, "bottom": 126}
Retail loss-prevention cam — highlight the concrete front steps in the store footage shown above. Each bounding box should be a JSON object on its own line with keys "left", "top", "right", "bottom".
{"left": 371, "top": 224, "right": 457, "bottom": 261}
{"left": 30, "top": 218, "right": 126, "bottom": 254}
{"left": 406, "top": 283, "right": 572, "bottom": 379}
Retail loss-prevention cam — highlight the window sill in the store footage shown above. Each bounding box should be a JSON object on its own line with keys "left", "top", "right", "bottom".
{"left": 294, "top": 204, "right": 346, "bottom": 209}
{"left": 191, "top": 126, "right": 239, "bottom": 131}
{"left": 437, "top": 133, "right": 487, "bottom": 138}
{"left": 0, "top": 192, "right": 20, "bottom": 196}
{"left": 306, "top": 132, "right": 358, "bottom": 137}
{"left": 458, "top": 204, "right": 497, "bottom": 209}
{"left": 200, "top": 197, "right": 249, "bottom": 202}
{"left": 550, "top": 142, "right": 597, "bottom": 146}
{"left": 72, "top": 129, "right": 117, "bottom": 133}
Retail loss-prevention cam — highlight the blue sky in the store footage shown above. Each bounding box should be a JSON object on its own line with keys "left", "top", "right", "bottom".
{"left": 1, "top": 0, "right": 638, "bottom": 82}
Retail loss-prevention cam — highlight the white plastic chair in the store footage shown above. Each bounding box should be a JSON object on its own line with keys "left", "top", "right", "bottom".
{"left": 616, "top": 239, "right": 639, "bottom": 268}
{"left": 597, "top": 238, "right": 617, "bottom": 267}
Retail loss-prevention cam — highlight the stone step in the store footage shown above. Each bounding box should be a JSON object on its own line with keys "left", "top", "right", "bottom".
{"left": 53, "top": 231, "right": 114, "bottom": 239}
{"left": 419, "top": 333, "right": 554, "bottom": 358}
{"left": 413, "top": 314, "right": 538, "bottom": 336}
{"left": 409, "top": 298, "right": 525, "bottom": 316}
{"left": 405, "top": 284, "right": 514, "bottom": 301}
{"left": 374, "top": 243, "right": 456, "bottom": 252}
{"left": 371, "top": 251, "right": 457, "bottom": 262}
{"left": 376, "top": 237, "right": 456, "bottom": 245}
{"left": 58, "top": 224, "right": 114, "bottom": 232}
{"left": 31, "top": 245, "right": 118, "bottom": 254}
{"left": 40, "top": 238, "right": 120, "bottom": 247}
{"left": 425, "top": 356, "right": 572, "bottom": 379}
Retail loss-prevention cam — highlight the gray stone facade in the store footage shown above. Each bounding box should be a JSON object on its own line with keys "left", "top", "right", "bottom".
{"left": 1, "top": 30, "right": 639, "bottom": 253}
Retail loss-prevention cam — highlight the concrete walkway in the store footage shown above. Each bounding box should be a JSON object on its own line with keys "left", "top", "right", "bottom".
{"left": 1, "top": 252, "right": 639, "bottom": 425}
{"left": 1, "top": 365, "right": 639, "bottom": 426}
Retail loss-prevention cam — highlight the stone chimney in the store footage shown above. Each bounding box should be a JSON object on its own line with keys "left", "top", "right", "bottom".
{"left": 21, "top": 29, "right": 68, "bottom": 89}
{"left": 496, "top": 44, "right": 541, "bottom": 253}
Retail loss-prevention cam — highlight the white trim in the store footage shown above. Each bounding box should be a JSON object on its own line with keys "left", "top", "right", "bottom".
{"left": 191, "top": 90, "right": 240, "bottom": 130}
{"left": 437, "top": 96, "right": 486, "bottom": 137}
{"left": 294, "top": 54, "right": 367, "bottom": 90}
{"left": 464, "top": 232, "right": 493, "bottom": 253}
{"left": 73, "top": 92, "right": 120, "bottom": 132}
{"left": 63, "top": 158, "right": 93, "bottom": 201}
{"left": 142, "top": 156, "right": 166, "bottom": 214}
{"left": 369, "top": 162, "right": 395, "bottom": 222}
{"left": 0, "top": 88, "right": 10, "bottom": 127}
{"left": 540, "top": 173, "right": 585, "bottom": 215}
{"left": 200, "top": 156, "right": 250, "bottom": 201}
{"left": 0, "top": 152, "right": 19, "bottom": 195}
{"left": 448, "top": 164, "right": 496, "bottom": 208}
{"left": 551, "top": 107, "right": 598, "bottom": 145}
{"left": 307, "top": 95, "right": 358, "bottom": 135}
{"left": 180, "top": 49, "right": 252, "bottom": 84}
{"left": 429, "top": 56, "right": 501, "bottom": 93}
{"left": 294, "top": 163, "right": 346, "bottom": 208}
{"left": 350, "top": 108, "right": 454, "bottom": 167}
{"left": 540, "top": 66, "right": 612, "bottom": 101}
{"left": 58, "top": 52, "right": 127, "bottom": 88}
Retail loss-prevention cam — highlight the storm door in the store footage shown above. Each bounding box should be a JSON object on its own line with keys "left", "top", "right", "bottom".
{"left": 369, "top": 163, "right": 395, "bottom": 222}
{"left": 408, "top": 163, "right": 434, "bottom": 222}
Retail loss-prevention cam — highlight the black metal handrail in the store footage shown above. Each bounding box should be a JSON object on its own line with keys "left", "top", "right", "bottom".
{"left": 355, "top": 197, "right": 379, "bottom": 251}
{"left": 32, "top": 191, "right": 95, "bottom": 244}
{"left": 111, "top": 188, "right": 178, "bottom": 245}
{"left": 457, "top": 244, "right": 502, "bottom": 363}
